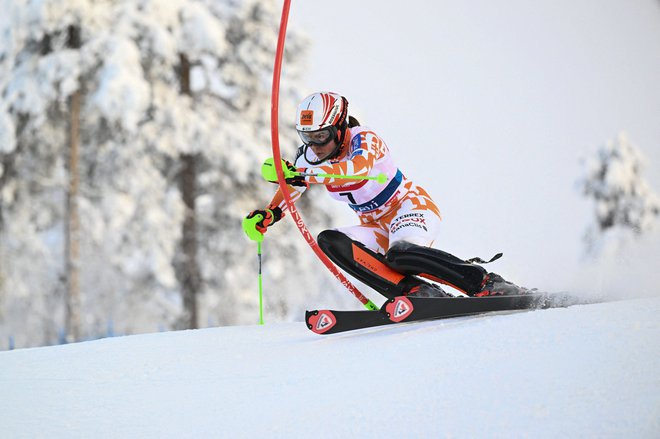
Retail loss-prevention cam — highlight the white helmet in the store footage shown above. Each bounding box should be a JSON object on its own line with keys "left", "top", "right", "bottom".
{"left": 295, "top": 92, "right": 349, "bottom": 163}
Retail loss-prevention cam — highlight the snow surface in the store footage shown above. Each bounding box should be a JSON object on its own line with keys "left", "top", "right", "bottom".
{"left": 2, "top": 297, "right": 659, "bottom": 438}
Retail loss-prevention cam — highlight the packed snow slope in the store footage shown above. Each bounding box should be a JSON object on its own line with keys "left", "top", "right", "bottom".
{"left": 2, "top": 297, "right": 659, "bottom": 438}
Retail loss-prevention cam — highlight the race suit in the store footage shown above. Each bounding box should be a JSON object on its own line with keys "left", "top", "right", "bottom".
{"left": 268, "top": 126, "right": 442, "bottom": 255}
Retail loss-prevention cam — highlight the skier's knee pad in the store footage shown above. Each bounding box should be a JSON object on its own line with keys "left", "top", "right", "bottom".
{"left": 317, "top": 230, "right": 427, "bottom": 299}
{"left": 385, "top": 241, "right": 487, "bottom": 294}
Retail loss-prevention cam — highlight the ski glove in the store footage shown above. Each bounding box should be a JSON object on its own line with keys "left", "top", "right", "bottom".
{"left": 243, "top": 207, "right": 284, "bottom": 241}
{"left": 262, "top": 158, "right": 308, "bottom": 187}
{"left": 282, "top": 160, "right": 308, "bottom": 187}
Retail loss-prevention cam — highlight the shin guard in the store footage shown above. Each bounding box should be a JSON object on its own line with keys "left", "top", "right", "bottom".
{"left": 385, "top": 241, "right": 487, "bottom": 295}
{"left": 317, "top": 230, "right": 428, "bottom": 299}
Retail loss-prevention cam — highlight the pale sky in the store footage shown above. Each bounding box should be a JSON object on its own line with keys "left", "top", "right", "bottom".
{"left": 285, "top": 0, "right": 660, "bottom": 295}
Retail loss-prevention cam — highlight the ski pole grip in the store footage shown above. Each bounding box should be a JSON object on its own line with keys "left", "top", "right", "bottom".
{"left": 242, "top": 214, "right": 265, "bottom": 242}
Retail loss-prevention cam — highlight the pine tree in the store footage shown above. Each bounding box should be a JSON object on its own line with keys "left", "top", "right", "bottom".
{"left": 0, "top": 0, "right": 344, "bottom": 347}
{"left": 1, "top": 0, "right": 89, "bottom": 344}
{"left": 580, "top": 132, "right": 660, "bottom": 256}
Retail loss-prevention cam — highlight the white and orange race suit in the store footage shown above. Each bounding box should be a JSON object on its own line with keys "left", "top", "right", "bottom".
{"left": 268, "top": 126, "right": 442, "bottom": 255}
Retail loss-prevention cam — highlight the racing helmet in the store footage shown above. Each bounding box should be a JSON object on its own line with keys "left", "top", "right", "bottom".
{"left": 295, "top": 92, "right": 349, "bottom": 164}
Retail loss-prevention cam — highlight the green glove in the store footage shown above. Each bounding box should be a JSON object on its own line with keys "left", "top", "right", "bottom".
{"left": 261, "top": 158, "right": 307, "bottom": 187}
{"left": 242, "top": 207, "right": 283, "bottom": 242}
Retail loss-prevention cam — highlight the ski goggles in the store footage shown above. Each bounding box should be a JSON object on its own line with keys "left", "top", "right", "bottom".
{"left": 297, "top": 126, "right": 337, "bottom": 146}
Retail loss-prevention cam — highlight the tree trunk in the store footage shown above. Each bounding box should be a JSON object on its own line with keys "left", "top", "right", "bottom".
{"left": 65, "top": 25, "right": 82, "bottom": 342}
{"left": 178, "top": 53, "right": 200, "bottom": 329}
{"left": 180, "top": 154, "right": 200, "bottom": 329}
{"left": 65, "top": 88, "right": 81, "bottom": 342}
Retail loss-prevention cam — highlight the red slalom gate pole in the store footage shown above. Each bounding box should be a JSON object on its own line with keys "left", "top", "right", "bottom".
{"left": 270, "top": 0, "right": 377, "bottom": 311}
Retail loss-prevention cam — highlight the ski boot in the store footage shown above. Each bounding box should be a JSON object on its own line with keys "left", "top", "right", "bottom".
{"left": 405, "top": 283, "right": 450, "bottom": 298}
{"left": 475, "top": 272, "right": 532, "bottom": 297}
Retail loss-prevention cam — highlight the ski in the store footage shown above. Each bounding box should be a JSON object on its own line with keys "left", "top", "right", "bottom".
{"left": 305, "top": 308, "right": 391, "bottom": 334}
{"left": 305, "top": 293, "right": 579, "bottom": 335}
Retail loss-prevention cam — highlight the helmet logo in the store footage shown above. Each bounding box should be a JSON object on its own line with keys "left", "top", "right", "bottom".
{"left": 326, "top": 106, "right": 339, "bottom": 126}
{"left": 300, "top": 110, "right": 314, "bottom": 125}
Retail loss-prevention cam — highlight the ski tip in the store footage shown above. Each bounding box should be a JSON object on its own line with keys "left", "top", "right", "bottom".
{"left": 305, "top": 310, "right": 338, "bottom": 334}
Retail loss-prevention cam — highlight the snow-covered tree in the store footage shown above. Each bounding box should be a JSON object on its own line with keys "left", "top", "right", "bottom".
{"left": 0, "top": 0, "right": 342, "bottom": 348}
{"left": 579, "top": 132, "right": 660, "bottom": 256}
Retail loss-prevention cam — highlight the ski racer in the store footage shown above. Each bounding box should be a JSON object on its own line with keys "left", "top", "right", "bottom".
{"left": 244, "top": 91, "right": 528, "bottom": 299}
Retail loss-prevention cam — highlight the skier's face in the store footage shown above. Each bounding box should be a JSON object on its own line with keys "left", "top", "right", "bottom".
{"left": 309, "top": 138, "right": 338, "bottom": 161}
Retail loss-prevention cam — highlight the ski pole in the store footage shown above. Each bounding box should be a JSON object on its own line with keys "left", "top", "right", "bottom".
{"left": 295, "top": 171, "right": 387, "bottom": 184}
{"left": 242, "top": 215, "right": 266, "bottom": 324}
{"left": 257, "top": 241, "right": 264, "bottom": 325}
{"left": 261, "top": 158, "right": 387, "bottom": 184}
